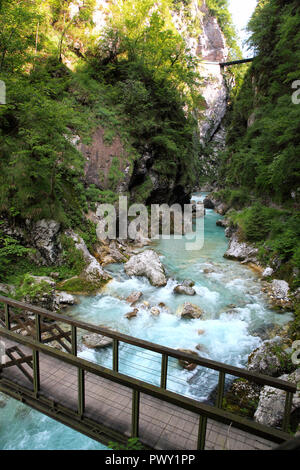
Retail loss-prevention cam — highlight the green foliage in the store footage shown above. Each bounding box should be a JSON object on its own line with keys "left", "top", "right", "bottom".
{"left": 57, "top": 276, "right": 105, "bottom": 294}
{"left": 228, "top": 205, "right": 300, "bottom": 286}
{"left": 60, "top": 234, "right": 85, "bottom": 276}
{"left": 0, "top": 229, "right": 33, "bottom": 281}
{"left": 220, "top": 0, "right": 300, "bottom": 203}
{"left": 15, "top": 274, "right": 53, "bottom": 302}
{"left": 289, "top": 304, "right": 300, "bottom": 341}
{"left": 108, "top": 157, "right": 124, "bottom": 191}
{"left": 0, "top": 0, "right": 42, "bottom": 73}
{"left": 88, "top": 3, "right": 202, "bottom": 196}
{"left": 0, "top": 60, "right": 94, "bottom": 223}
{"left": 108, "top": 438, "right": 145, "bottom": 451}
{"left": 215, "top": 0, "right": 300, "bottom": 289}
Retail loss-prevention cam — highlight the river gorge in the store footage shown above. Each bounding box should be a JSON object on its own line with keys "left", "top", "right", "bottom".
{"left": 0, "top": 193, "right": 293, "bottom": 450}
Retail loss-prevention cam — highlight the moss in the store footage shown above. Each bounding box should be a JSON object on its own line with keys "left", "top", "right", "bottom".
{"left": 222, "top": 379, "right": 260, "bottom": 419}
{"left": 289, "top": 303, "right": 300, "bottom": 341}
{"left": 132, "top": 176, "right": 153, "bottom": 204}
{"left": 56, "top": 277, "right": 108, "bottom": 294}
{"left": 108, "top": 157, "right": 124, "bottom": 191}
{"left": 15, "top": 274, "right": 53, "bottom": 302}
{"left": 60, "top": 235, "right": 86, "bottom": 276}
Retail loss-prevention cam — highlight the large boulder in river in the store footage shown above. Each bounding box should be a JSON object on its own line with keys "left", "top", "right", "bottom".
{"left": 54, "top": 291, "right": 76, "bottom": 308}
{"left": 178, "top": 302, "right": 204, "bottom": 319}
{"left": 125, "top": 308, "right": 139, "bottom": 320}
{"left": 173, "top": 281, "right": 196, "bottom": 296}
{"left": 177, "top": 349, "right": 200, "bottom": 371}
{"left": 224, "top": 233, "right": 259, "bottom": 263}
{"left": 124, "top": 250, "right": 167, "bottom": 287}
{"left": 82, "top": 333, "right": 113, "bottom": 349}
{"left": 254, "top": 368, "right": 300, "bottom": 429}
{"left": 126, "top": 291, "right": 143, "bottom": 305}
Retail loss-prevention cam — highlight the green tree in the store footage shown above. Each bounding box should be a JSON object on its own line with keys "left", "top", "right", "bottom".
{"left": 0, "top": 0, "right": 42, "bottom": 72}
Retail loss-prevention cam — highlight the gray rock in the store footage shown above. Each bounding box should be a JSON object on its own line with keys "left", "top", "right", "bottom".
{"left": 247, "top": 339, "right": 291, "bottom": 377}
{"left": 224, "top": 233, "right": 259, "bottom": 263}
{"left": 262, "top": 267, "right": 274, "bottom": 278}
{"left": 203, "top": 197, "right": 215, "bottom": 209}
{"left": 254, "top": 369, "right": 300, "bottom": 428}
{"left": 182, "top": 280, "right": 195, "bottom": 287}
{"left": 55, "top": 292, "right": 76, "bottom": 306}
{"left": 126, "top": 291, "right": 143, "bottom": 305}
{"left": 173, "top": 284, "right": 196, "bottom": 296}
{"left": 178, "top": 302, "right": 204, "bottom": 319}
{"left": 226, "top": 379, "right": 262, "bottom": 414}
{"left": 65, "top": 230, "right": 111, "bottom": 282}
{"left": 124, "top": 250, "right": 167, "bottom": 287}
{"left": 271, "top": 280, "right": 290, "bottom": 302}
{"left": 23, "top": 276, "right": 56, "bottom": 311}
{"left": 125, "top": 308, "right": 139, "bottom": 320}
{"left": 0, "top": 283, "right": 16, "bottom": 295}
{"left": 82, "top": 333, "right": 113, "bottom": 349}
{"left": 216, "top": 219, "right": 228, "bottom": 228}
{"left": 30, "top": 219, "right": 61, "bottom": 265}
{"left": 150, "top": 307, "right": 160, "bottom": 317}
{"left": 216, "top": 203, "right": 230, "bottom": 216}
{"left": 177, "top": 349, "right": 200, "bottom": 371}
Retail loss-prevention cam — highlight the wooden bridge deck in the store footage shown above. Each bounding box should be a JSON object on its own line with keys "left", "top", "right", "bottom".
{"left": 1, "top": 337, "right": 274, "bottom": 451}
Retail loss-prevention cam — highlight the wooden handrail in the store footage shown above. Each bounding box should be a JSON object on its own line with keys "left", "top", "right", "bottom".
{"left": 0, "top": 295, "right": 296, "bottom": 394}
{"left": 0, "top": 327, "right": 292, "bottom": 445}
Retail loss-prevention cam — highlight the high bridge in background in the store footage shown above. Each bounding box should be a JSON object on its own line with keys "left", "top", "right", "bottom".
{"left": 0, "top": 295, "right": 296, "bottom": 450}
{"left": 201, "top": 57, "right": 255, "bottom": 69}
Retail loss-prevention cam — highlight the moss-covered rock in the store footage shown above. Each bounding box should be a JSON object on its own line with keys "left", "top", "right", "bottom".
{"left": 56, "top": 276, "right": 108, "bottom": 295}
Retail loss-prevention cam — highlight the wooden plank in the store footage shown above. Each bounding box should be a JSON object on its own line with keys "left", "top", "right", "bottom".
{"left": 5, "top": 347, "right": 33, "bottom": 384}
{"left": 1, "top": 353, "right": 33, "bottom": 370}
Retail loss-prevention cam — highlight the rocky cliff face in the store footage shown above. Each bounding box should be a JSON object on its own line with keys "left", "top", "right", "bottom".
{"left": 170, "top": 0, "right": 229, "bottom": 186}
{"left": 79, "top": 0, "right": 229, "bottom": 201}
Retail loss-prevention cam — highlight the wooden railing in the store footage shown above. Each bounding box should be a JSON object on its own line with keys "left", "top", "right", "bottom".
{"left": 0, "top": 295, "right": 297, "bottom": 449}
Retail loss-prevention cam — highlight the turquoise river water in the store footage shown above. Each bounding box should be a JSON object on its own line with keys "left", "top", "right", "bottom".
{"left": 0, "top": 193, "right": 293, "bottom": 449}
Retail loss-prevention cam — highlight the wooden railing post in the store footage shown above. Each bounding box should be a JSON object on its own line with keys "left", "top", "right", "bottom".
{"left": 197, "top": 415, "right": 207, "bottom": 450}
{"left": 282, "top": 391, "right": 293, "bottom": 432}
{"left": 4, "top": 304, "right": 10, "bottom": 330}
{"left": 71, "top": 326, "right": 77, "bottom": 356}
{"left": 160, "top": 354, "right": 168, "bottom": 389}
{"left": 113, "top": 339, "right": 119, "bottom": 372}
{"left": 35, "top": 314, "right": 41, "bottom": 342}
{"left": 78, "top": 368, "right": 85, "bottom": 418}
{"left": 132, "top": 389, "right": 140, "bottom": 438}
{"left": 216, "top": 371, "right": 225, "bottom": 408}
{"left": 33, "top": 313, "right": 41, "bottom": 395}
{"left": 33, "top": 350, "right": 40, "bottom": 395}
